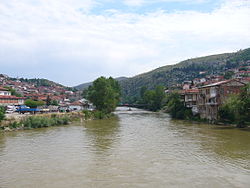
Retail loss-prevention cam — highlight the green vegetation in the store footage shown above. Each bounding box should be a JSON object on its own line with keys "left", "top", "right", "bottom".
{"left": 87, "top": 77, "right": 121, "bottom": 114}
{"left": 218, "top": 84, "right": 250, "bottom": 127}
{"left": 82, "top": 109, "right": 113, "bottom": 120}
{"left": 22, "top": 115, "right": 69, "bottom": 129}
{"left": 224, "top": 71, "right": 234, "bottom": 79}
{"left": 51, "top": 100, "right": 59, "bottom": 106}
{"left": 0, "top": 106, "right": 5, "bottom": 122}
{"left": 25, "top": 99, "right": 45, "bottom": 108}
{"left": 6, "top": 115, "right": 70, "bottom": 129}
{"left": 138, "top": 85, "right": 166, "bottom": 111}
{"left": 120, "top": 48, "right": 250, "bottom": 103}
{"left": 165, "top": 92, "right": 193, "bottom": 120}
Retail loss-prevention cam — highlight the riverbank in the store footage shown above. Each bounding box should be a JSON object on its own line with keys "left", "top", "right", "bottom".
{"left": 0, "top": 112, "right": 85, "bottom": 131}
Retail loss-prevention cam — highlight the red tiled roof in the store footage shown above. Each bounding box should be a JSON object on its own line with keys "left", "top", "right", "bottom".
{"left": 181, "top": 89, "right": 199, "bottom": 94}
{"left": 70, "top": 101, "right": 82, "bottom": 106}
{"left": 0, "top": 87, "right": 9, "bottom": 91}
{"left": 201, "top": 79, "right": 245, "bottom": 88}
{"left": 0, "top": 95, "right": 25, "bottom": 99}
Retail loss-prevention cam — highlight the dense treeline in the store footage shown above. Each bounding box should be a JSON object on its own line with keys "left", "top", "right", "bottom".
{"left": 137, "top": 86, "right": 166, "bottom": 111}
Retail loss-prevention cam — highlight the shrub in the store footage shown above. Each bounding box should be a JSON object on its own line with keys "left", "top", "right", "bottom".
{"left": 93, "top": 110, "right": 106, "bottom": 119}
{"left": 82, "top": 110, "right": 92, "bottom": 120}
{"left": 21, "top": 115, "right": 70, "bottom": 129}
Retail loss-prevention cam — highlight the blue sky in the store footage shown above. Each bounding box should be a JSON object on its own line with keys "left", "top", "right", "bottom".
{"left": 0, "top": 0, "right": 250, "bottom": 86}
{"left": 92, "top": 0, "right": 220, "bottom": 14}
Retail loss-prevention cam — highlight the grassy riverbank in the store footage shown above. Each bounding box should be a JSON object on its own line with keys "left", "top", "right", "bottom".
{"left": 0, "top": 112, "right": 84, "bottom": 131}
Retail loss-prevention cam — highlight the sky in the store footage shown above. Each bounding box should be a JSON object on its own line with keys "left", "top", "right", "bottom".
{"left": 0, "top": 0, "right": 250, "bottom": 86}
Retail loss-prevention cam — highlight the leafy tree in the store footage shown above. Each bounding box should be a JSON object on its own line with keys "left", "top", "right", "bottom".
{"left": 142, "top": 85, "right": 166, "bottom": 111}
{"left": 0, "top": 106, "right": 5, "bottom": 122}
{"left": 46, "top": 96, "right": 51, "bottom": 106}
{"left": 219, "top": 84, "right": 250, "bottom": 127}
{"left": 153, "top": 85, "right": 166, "bottom": 110}
{"left": 165, "top": 92, "right": 186, "bottom": 119}
{"left": 51, "top": 100, "right": 59, "bottom": 106}
{"left": 25, "top": 99, "right": 45, "bottom": 108}
{"left": 87, "top": 77, "right": 121, "bottom": 113}
{"left": 224, "top": 71, "right": 234, "bottom": 79}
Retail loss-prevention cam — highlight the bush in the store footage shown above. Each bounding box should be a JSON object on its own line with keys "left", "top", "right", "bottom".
{"left": 21, "top": 115, "right": 70, "bottom": 129}
{"left": 93, "top": 110, "right": 106, "bottom": 119}
{"left": 9, "top": 121, "right": 21, "bottom": 129}
{"left": 82, "top": 110, "right": 92, "bottom": 120}
{"left": 165, "top": 92, "right": 195, "bottom": 120}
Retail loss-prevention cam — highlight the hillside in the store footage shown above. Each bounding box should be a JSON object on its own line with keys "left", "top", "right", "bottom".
{"left": 9, "top": 77, "right": 66, "bottom": 88}
{"left": 120, "top": 48, "right": 250, "bottom": 102}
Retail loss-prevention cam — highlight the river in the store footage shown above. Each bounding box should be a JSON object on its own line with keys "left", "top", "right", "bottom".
{"left": 0, "top": 107, "right": 249, "bottom": 188}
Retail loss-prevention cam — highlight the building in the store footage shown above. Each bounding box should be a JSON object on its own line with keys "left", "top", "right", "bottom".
{"left": 69, "top": 101, "right": 83, "bottom": 111}
{"left": 197, "top": 80, "right": 246, "bottom": 121}
{"left": 0, "top": 86, "right": 25, "bottom": 106}
{"left": 181, "top": 89, "right": 199, "bottom": 114}
{"left": 0, "top": 87, "right": 11, "bottom": 96}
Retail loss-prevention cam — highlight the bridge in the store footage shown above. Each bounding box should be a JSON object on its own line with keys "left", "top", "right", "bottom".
{"left": 118, "top": 104, "right": 149, "bottom": 108}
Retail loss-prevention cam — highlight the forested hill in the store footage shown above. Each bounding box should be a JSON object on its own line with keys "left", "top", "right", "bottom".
{"left": 120, "top": 48, "right": 250, "bottom": 103}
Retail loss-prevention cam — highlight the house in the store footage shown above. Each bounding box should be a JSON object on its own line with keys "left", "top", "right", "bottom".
{"left": 0, "top": 87, "right": 11, "bottom": 96}
{"left": 181, "top": 89, "right": 199, "bottom": 114}
{"left": 69, "top": 101, "right": 83, "bottom": 111}
{"left": 234, "top": 71, "right": 250, "bottom": 79}
{"left": 0, "top": 86, "right": 25, "bottom": 106}
{"left": 197, "top": 80, "right": 246, "bottom": 121}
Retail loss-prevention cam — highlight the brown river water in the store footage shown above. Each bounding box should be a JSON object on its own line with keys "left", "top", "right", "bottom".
{"left": 0, "top": 107, "right": 249, "bottom": 188}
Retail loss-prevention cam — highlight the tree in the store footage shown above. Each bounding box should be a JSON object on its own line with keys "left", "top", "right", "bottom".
{"left": 25, "top": 99, "right": 45, "bottom": 108}
{"left": 51, "top": 100, "right": 59, "bottom": 106}
{"left": 141, "top": 85, "right": 166, "bottom": 111}
{"left": 46, "top": 96, "right": 51, "bottom": 106}
{"left": 224, "top": 71, "right": 234, "bottom": 79}
{"left": 218, "top": 84, "right": 250, "bottom": 127}
{"left": 166, "top": 92, "right": 186, "bottom": 119}
{"left": 87, "top": 77, "right": 121, "bottom": 113}
{"left": 153, "top": 85, "right": 166, "bottom": 110}
{"left": 0, "top": 106, "right": 5, "bottom": 122}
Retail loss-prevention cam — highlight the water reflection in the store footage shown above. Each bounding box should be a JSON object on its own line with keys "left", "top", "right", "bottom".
{"left": 0, "top": 108, "right": 249, "bottom": 188}
{"left": 169, "top": 119, "right": 250, "bottom": 169}
{"left": 84, "top": 117, "right": 120, "bottom": 153}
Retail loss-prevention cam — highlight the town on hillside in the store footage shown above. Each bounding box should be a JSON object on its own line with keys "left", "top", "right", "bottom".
{"left": 0, "top": 74, "right": 94, "bottom": 113}
{"left": 174, "top": 63, "right": 250, "bottom": 122}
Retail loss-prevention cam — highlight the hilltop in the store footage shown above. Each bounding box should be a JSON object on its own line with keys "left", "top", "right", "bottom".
{"left": 75, "top": 77, "right": 128, "bottom": 90}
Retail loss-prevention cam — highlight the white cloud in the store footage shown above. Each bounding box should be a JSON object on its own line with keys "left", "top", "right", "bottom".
{"left": 0, "top": 0, "right": 250, "bottom": 85}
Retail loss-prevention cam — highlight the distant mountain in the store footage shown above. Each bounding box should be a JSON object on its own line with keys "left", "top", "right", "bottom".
{"left": 74, "top": 77, "right": 128, "bottom": 90}
{"left": 119, "top": 48, "right": 250, "bottom": 102}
